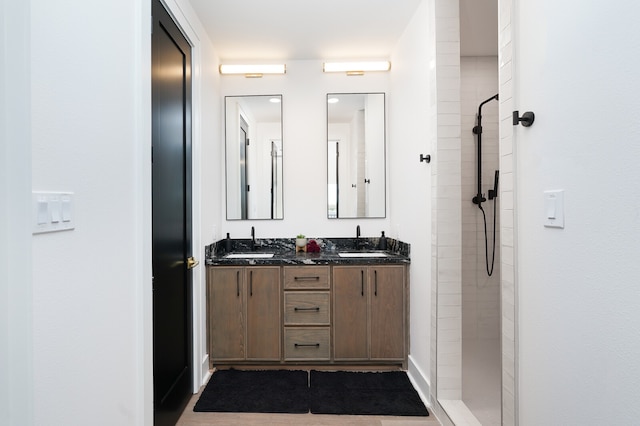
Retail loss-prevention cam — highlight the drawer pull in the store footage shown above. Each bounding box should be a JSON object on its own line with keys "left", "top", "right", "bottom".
{"left": 294, "top": 306, "right": 320, "bottom": 312}
{"left": 294, "top": 276, "right": 320, "bottom": 281}
{"left": 294, "top": 343, "right": 320, "bottom": 348}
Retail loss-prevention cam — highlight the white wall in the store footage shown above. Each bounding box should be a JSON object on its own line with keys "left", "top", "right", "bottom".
{"left": 30, "top": 0, "right": 150, "bottom": 424}
{"left": 1, "top": 0, "right": 33, "bottom": 424}
{"left": 513, "top": 0, "right": 640, "bottom": 424}
{"left": 389, "top": 0, "right": 433, "bottom": 396}
{"left": 218, "top": 60, "right": 391, "bottom": 239}
{"left": 11, "top": 0, "right": 223, "bottom": 425}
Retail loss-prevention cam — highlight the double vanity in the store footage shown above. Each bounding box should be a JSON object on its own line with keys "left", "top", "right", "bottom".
{"left": 205, "top": 236, "right": 410, "bottom": 369}
{"left": 214, "top": 89, "right": 403, "bottom": 369}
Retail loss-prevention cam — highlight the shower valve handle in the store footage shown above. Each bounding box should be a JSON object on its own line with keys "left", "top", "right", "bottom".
{"left": 472, "top": 193, "right": 486, "bottom": 205}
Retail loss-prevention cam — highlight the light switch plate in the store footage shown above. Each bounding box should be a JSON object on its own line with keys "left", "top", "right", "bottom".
{"left": 543, "top": 190, "right": 564, "bottom": 228}
{"left": 32, "top": 192, "right": 75, "bottom": 234}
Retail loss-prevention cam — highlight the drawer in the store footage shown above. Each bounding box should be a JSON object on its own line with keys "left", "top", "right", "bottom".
{"left": 284, "top": 266, "right": 330, "bottom": 290}
{"left": 284, "top": 327, "right": 330, "bottom": 361}
{"left": 284, "top": 292, "right": 330, "bottom": 325}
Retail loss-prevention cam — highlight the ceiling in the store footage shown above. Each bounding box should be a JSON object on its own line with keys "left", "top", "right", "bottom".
{"left": 459, "top": 0, "right": 498, "bottom": 56}
{"left": 186, "top": 0, "right": 498, "bottom": 62}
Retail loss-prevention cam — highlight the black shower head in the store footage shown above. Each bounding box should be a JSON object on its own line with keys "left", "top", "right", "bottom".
{"left": 479, "top": 93, "right": 500, "bottom": 111}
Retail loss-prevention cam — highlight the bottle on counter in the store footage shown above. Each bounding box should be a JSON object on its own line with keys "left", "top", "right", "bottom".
{"left": 225, "top": 233, "right": 232, "bottom": 252}
{"left": 378, "top": 231, "right": 387, "bottom": 250}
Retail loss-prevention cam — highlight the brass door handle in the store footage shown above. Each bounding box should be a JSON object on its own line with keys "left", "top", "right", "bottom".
{"left": 187, "top": 256, "right": 199, "bottom": 270}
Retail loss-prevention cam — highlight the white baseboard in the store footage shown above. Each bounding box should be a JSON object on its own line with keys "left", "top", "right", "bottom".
{"left": 407, "top": 355, "right": 431, "bottom": 407}
{"left": 439, "top": 399, "right": 482, "bottom": 426}
{"left": 199, "top": 354, "right": 210, "bottom": 390}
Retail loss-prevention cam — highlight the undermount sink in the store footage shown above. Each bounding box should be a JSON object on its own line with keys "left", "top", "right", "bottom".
{"left": 338, "top": 252, "right": 388, "bottom": 258}
{"left": 225, "top": 253, "right": 275, "bottom": 259}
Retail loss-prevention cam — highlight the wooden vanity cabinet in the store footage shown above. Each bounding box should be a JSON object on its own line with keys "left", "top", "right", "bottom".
{"left": 333, "top": 265, "right": 406, "bottom": 362}
{"left": 207, "top": 262, "right": 406, "bottom": 367}
{"left": 333, "top": 267, "right": 368, "bottom": 360}
{"left": 369, "top": 265, "right": 406, "bottom": 360}
{"left": 282, "top": 266, "right": 331, "bottom": 361}
{"left": 207, "top": 266, "right": 281, "bottom": 362}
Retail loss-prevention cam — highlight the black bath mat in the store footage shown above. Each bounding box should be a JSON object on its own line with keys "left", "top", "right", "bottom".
{"left": 309, "top": 370, "right": 429, "bottom": 416}
{"left": 193, "top": 369, "right": 309, "bottom": 413}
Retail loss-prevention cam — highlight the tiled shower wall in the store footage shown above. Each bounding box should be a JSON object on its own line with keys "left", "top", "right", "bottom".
{"left": 498, "top": 0, "right": 516, "bottom": 424}
{"left": 461, "top": 56, "right": 501, "bottom": 425}
{"left": 432, "top": 0, "right": 463, "bottom": 403}
{"left": 461, "top": 57, "right": 500, "bottom": 342}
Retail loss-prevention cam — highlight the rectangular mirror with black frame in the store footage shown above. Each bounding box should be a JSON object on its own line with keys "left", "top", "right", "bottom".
{"left": 327, "top": 92, "right": 386, "bottom": 219}
{"left": 225, "top": 95, "right": 283, "bottom": 220}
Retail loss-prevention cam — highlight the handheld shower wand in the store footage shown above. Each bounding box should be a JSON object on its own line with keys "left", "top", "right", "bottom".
{"left": 488, "top": 170, "right": 499, "bottom": 200}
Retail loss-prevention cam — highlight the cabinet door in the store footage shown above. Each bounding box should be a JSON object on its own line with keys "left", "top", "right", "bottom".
{"left": 370, "top": 265, "right": 405, "bottom": 360}
{"left": 209, "top": 267, "right": 245, "bottom": 360}
{"left": 246, "top": 267, "right": 281, "bottom": 360}
{"left": 333, "top": 266, "right": 368, "bottom": 360}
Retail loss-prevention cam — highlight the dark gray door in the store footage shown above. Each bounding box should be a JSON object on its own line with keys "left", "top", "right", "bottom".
{"left": 151, "top": 0, "right": 193, "bottom": 424}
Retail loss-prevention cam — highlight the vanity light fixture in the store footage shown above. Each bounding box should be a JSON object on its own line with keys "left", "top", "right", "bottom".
{"left": 219, "top": 64, "right": 286, "bottom": 78}
{"left": 323, "top": 61, "right": 391, "bottom": 75}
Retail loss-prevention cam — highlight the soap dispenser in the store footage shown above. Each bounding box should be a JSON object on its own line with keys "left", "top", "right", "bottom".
{"left": 224, "top": 233, "right": 232, "bottom": 252}
{"left": 378, "top": 231, "right": 387, "bottom": 250}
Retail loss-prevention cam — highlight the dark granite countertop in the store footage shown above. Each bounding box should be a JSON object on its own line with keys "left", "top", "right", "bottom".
{"left": 205, "top": 237, "right": 410, "bottom": 266}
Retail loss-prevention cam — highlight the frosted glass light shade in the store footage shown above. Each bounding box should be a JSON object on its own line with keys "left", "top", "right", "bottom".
{"left": 323, "top": 61, "right": 391, "bottom": 73}
{"left": 219, "top": 64, "right": 286, "bottom": 76}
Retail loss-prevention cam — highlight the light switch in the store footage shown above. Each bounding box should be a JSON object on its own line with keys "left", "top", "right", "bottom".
{"left": 61, "top": 196, "right": 72, "bottom": 222}
{"left": 50, "top": 198, "right": 61, "bottom": 223}
{"left": 544, "top": 190, "right": 564, "bottom": 228}
{"left": 37, "top": 198, "right": 49, "bottom": 224}
{"left": 545, "top": 197, "right": 556, "bottom": 219}
{"left": 33, "top": 192, "right": 75, "bottom": 234}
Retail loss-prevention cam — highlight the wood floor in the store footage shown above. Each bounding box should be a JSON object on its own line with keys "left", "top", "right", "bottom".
{"left": 177, "top": 386, "right": 442, "bottom": 426}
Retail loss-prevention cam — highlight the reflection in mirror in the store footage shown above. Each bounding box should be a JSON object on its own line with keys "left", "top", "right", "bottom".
{"left": 327, "top": 93, "right": 386, "bottom": 218}
{"left": 225, "top": 95, "right": 283, "bottom": 220}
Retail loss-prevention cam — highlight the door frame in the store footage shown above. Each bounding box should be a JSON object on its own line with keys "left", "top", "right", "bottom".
{"left": 155, "top": 0, "right": 205, "bottom": 394}
{"left": 139, "top": 2, "right": 206, "bottom": 422}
